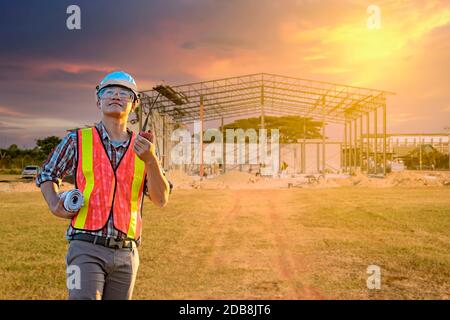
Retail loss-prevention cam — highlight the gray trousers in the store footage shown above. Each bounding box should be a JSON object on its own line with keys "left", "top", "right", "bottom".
{"left": 65, "top": 240, "right": 140, "bottom": 300}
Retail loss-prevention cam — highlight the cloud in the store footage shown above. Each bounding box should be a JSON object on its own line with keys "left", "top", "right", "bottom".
{"left": 180, "top": 41, "right": 197, "bottom": 49}
{"left": 0, "top": 112, "right": 86, "bottom": 147}
{"left": 0, "top": 114, "right": 82, "bottom": 131}
{"left": 302, "top": 54, "right": 327, "bottom": 61}
{"left": 0, "top": 60, "right": 117, "bottom": 86}
{"left": 313, "top": 67, "right": 351, "bottom": 75}
{"left": 0, "top": 105, "right": 28, "bottom": 117}
{"left": 0, "top": 121, "right": 22, "bottom": 131}
{"left": 389, "top": 113, "right": 428, "bottom": 125}
{"left": 34, "top": 68, "right": 106, "bottom": 87}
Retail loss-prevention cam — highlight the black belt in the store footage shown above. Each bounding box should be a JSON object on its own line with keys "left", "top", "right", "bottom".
{"left": 69, "top": 233, "right": 139, "bottom": 249}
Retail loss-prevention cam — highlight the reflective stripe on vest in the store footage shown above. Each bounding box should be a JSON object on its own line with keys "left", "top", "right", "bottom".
{"left": 72, "top": 127, "right": 146, "bottom": 239}
{"left": 127, "top": 157, "right": 145, "bottom": 238}
{"left": 73, "top": 128, "right": 94, "bottom": 229}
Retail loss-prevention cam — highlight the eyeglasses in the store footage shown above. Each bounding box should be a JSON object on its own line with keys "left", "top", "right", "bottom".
{"left": 99, "top": 87, "right": 135, "bottom": 101}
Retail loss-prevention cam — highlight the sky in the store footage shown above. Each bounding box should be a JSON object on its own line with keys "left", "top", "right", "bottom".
{"left": 0, "top": 0, "right": 449, "bottom": 148}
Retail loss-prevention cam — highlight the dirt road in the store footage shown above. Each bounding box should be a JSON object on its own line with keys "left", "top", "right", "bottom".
{"left": 199, "top": 189, "right": 323, "bottom": 299}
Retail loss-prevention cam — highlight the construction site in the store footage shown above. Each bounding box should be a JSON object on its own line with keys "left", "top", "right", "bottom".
{"left": 127, "top": 73, "right": 450, "bottom": 190}
{"left": 2, "top": 0, "right": 450, "bottom": 303}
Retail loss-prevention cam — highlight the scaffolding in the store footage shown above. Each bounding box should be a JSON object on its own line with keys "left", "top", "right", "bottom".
{"left": 139, "top": 73, "right": 394, "bottom": 175}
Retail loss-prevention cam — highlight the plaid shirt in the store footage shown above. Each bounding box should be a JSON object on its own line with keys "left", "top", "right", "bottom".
{"left": 36, "top": 121, "right": 172, "bottom": 241}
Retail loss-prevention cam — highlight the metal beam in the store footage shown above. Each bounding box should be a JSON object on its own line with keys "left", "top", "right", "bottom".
{"left": 383, "top": 103, "right": 387, "bottom": 176}
{"left": 374, "top": 108, "right": 378, "bottom": 174}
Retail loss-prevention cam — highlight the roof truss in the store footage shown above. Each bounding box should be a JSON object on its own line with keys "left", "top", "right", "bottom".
{"left": 140, "top": 73, "right": 393, "bottom": 124}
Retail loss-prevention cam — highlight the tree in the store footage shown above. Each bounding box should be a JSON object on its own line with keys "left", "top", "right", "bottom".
{"left": 404, "top": 144, "right": 448, "bottom": 169}
{"left": 221, "top": 115, "right": 323, "bottom": 143}
{"left": 36, "top": 136, "right": 62, "bottom": 157}
{"left": 7, "top": 143, "right": 19, "bottom": 154}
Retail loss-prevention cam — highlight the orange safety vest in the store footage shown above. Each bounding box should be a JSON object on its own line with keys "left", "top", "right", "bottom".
{"left": 72, "top": 127, "right": 146, "bottom": 240}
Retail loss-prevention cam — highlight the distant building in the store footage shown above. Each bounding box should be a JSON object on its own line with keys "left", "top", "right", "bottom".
{"left": 387, "top": 133, "right": 449, "bottom": 157}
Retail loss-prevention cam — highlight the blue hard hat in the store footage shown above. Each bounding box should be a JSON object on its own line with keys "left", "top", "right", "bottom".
{"left": 96, "top": 71, "right": 139, "bottom": 99}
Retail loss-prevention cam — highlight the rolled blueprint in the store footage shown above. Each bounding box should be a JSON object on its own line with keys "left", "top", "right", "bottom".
{"left": 59, "top": 189, "right": 84, "bottom": 212}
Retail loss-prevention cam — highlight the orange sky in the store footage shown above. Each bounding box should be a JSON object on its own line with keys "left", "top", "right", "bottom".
{"left": 0, "top": 0, "right": 449, "bottom": 147}
{"left": 173, "top": 0, "right": 450, "bottom": 134}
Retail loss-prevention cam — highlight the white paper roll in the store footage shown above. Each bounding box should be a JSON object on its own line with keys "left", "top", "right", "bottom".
{"left": 59, "top": 189, "right": 84, "bottom": 212}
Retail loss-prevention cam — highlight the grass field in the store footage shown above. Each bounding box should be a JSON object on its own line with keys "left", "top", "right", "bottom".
{"left": 0, "top": 187, "right": 449, "bottom": 299}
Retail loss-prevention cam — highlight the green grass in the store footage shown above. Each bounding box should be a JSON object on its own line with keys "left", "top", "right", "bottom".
{"left": 0, "top": 187, "right": 449, "bottom": 299}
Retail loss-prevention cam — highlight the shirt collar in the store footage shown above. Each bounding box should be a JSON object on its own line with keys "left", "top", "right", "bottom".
{"left": 95, "top": 121, "right": 132, "bottom": 148}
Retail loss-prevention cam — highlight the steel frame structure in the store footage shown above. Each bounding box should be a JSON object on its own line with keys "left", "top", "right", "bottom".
{"left": 140, "top": 73, "right": 394, "bottom": 175}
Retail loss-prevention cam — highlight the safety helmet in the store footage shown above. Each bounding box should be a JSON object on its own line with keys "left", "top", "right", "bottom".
{"left": 96, "top": 71, "right": 139, "bottom": 101}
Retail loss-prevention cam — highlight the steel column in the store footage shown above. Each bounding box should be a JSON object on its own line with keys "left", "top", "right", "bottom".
{"left": 360, "top": 116, "right": 363, "bottom": 172}
{"left": 419, "top": 134, "right": 423, "bottom": 170}
{"left": 221, "top": 117, "right": 226, "bottom": 173}
{"left": 322, "top": 121, "right": 326, "bottom": 172}
{"left": 199, "top": 95, "right": 204, "bottom": 177}
{"left": 366, "top": 112, "right": 370, "bottom": 174}
{"left": 354, "top": 119, "right": 357, "bottom": 171}
{"left": 349, "top": 120, "right": 353, "bottom": 173}
{"left": 261, "top": 85, "right": 265, "bottom": 130}
{"left": 317, "top": 143, "right": 320, "bottom": 173}
{"left": 374, "top": 108, "right": 378, "bottom": 174}
{"left": 302, "top": 117, "right": 306, "bottom": 173}
{"left": 344, "top": 122, "right": 348, "bottom": 173}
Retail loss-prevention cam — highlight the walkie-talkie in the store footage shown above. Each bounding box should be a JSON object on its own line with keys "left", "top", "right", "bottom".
{"left": 139, "top": 92, "right": 160, "bottom": 156}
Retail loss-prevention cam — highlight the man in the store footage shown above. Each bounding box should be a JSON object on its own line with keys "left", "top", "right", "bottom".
{"left": 37, "top": 71, "right": 172, "bottom": 300}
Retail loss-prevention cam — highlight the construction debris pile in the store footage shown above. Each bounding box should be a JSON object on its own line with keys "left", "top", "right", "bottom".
{"left": 166, "top": 171, "right": 268, "bottom": 190}
{"left": 165, "top": 170, "right": 450, "bottom": 190}
{"left": 313, "top": 171, "right": 450, "bottom": 188}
